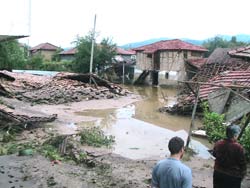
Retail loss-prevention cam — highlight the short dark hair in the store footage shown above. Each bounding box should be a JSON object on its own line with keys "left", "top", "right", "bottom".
{"left": 226, "top": 124, "right": 241, "bottom": 139}
{"left": 168, "top": 136, "right": 184, "bottom": 155}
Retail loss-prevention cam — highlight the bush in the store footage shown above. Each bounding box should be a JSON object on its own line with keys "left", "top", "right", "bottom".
{"left": 0, "top": 40, "right": 26, "bottom": 70}
{"left": 41, "top": 61, "right": 73, "bottom": 72}
{"left": 202, "top": 102, "right": 250, "bottom": 160}
{"left": 26, "top": 55, "right": 43, "bottom": 70}
{"left": 80, "top": 127, "right": 115, "bottom": 148}
{"left": 202, "top": 102, "right": 226, "bottom": 142}
{"left": 240, "top": 126, "right": 250, "bottom": 160}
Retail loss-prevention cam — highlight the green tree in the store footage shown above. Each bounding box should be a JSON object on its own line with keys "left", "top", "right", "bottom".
{"left": 73, "top": 32, "right": 117, "bottom": 73}
{"left": 26, "top": 54, "right": 43, "bottom": 70}
{"left": 96, "top": 38, "right": 117, "bottom": 72}
{"left": 0, "top": 40, "right": 26, "bottom": 70}
{"left": 202, "top": 36, "right": 247, "bottom": 57}
{"left": 202, "top": 36, "right": 228, "bottom": 57}
{"left": 52, "top": 47, "right": 63, "bottom": 62}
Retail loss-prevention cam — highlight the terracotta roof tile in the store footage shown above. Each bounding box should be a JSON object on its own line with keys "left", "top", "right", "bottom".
{"left": 59, "top": 47, "right": 77, "bottom": 55}
{"left": 133, "top": 39, "right": 208, "bottom": 53}
{"left": 30, "top": 42, "right": 59, "bottom": 51}
{"left": 228, "top": 46, "right": 250, "bottom": 58}
{"left": 116, "top": 47, "right": 135, "bottom": 55}
{"left": 186, "top": 58, "right": 207, "bottom": 69}
{"left": 199, "top": 71, "right": 250, "bottom": 100}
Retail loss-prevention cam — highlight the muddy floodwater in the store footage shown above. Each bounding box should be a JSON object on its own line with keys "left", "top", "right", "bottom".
{"left": 75, "top": 86, "right": 212, "bottom": 160}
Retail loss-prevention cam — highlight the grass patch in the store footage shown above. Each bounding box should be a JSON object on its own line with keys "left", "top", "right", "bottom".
{"left": 0, "top": 127, "right": 116, "bottom": 166}
{"left": 79, "top": 127, "right": 115, "bottom": 148}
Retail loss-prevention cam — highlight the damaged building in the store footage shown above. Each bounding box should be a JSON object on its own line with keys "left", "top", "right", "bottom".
{"left": 161, "top": 46, "right": 250, "bottom": 123}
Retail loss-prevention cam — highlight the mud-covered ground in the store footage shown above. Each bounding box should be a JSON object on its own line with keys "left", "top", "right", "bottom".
{"left": 0, "top": 71, "right": 249, "bottom": 188}
{"left": 0, "top": 96, "right": 249, "bottom": 188}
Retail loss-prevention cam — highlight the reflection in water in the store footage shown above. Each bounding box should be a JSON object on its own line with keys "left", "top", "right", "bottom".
{"left": 77, "top": 86, "right": 212, "bottom": 160}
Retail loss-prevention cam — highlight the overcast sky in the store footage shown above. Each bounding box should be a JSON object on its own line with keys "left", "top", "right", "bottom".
{"left": 1, "top": 0, "right": 249, "bottom": 48}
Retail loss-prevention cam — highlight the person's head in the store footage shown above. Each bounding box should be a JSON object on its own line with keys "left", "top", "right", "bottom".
{"left": 226, "top": 124, "right": 241, "bottom": 140}
{"left": 168, "top": 136, "right": 184, "bottom": 156}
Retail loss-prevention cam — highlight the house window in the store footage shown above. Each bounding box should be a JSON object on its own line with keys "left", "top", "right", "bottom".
{"left": 165, "top": 72, "right": 169, "bottom": 79}
{"left": 147, "top": 54, "right": 152, "bottom": 58}
{"left": 184, "top": 51, "right": 188, "bottom": 59}
{"left": 191, "top": 51, "right": 201, "bottom": 57}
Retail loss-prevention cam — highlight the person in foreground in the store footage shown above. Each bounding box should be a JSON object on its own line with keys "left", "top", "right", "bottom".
{"left": 213, "top": 124, "right": 247, "bottom": 188}
{"left": 151, "top": 136, "right": 192, "bottom": 188}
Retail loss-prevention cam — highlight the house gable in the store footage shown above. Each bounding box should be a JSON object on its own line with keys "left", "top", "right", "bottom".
{"left": 30, "top": 42, "right": 60, "bottom": 61}
{"left": 134, "top": 39, "right": 207, "bottom": 72}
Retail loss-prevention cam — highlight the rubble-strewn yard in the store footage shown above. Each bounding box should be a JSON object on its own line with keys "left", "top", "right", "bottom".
{"left": 0, "top": 70, "right": 249, "bottom": 188}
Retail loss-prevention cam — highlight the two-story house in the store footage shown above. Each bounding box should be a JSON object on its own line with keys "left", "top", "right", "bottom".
{"left": 29, "top": 42, "right": 60, "bottom": 61}
{"left": 133, "top": 39, "right": 208, "bottom": 85}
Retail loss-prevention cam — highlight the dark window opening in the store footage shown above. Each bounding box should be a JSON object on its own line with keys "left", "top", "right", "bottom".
{"left": 147, "top": 54, "right": 152, "bottom": 58}
{"left": 165, "top": 72, "right": 169, "bottom": 79}
{"left": 184, "top": 51, "right": 188, "bottom": 59}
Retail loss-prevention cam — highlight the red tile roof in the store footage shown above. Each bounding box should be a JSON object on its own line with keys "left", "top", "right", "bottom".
{"left": 189, "top": 71, "right": 250, "bottom": 101}
{"left": 228, "top": 46, "right": 250, "bottom": 58}
{"left": 59, "top": 47, "right": 77, "bottom": 55}
{"left": 133, "top": 39, "right": 208, "bottom": 53}
{"left": 116, "top": 47, "right": 135, "bottom": 55}
{"left": 30, "top": 42, "right": 59, "bottom": 51}
{"left": 192, "top": 48, "right": 250, "bottom": 83}
{"left": 186, "top": 58, "right": 207, "bottom": 69}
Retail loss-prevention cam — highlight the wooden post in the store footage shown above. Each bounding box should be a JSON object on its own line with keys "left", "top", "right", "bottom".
{"left": 185, "top": 85, "right": 200, "bottom": 149}
{"left": 185, "top": 82, "right": 202, "bottom": 103}
{"left": 122, "top": 62, "right": 125, "bottom": 84}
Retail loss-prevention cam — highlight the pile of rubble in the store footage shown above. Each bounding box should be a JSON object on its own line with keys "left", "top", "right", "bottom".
{"left": 0, "top": 71, "right": 130, "bottom": 105}
{"left": 0, "top": 71, "right": 131, "bottom": 127}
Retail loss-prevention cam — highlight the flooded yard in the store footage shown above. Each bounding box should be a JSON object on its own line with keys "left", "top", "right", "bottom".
{"left": 75, "top": 86, "right": 212, "bottom": 160}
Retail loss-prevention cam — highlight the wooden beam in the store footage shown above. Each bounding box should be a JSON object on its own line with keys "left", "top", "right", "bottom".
{"left": 179, "top": 80, "right": 250, "bottom": 103}
{"left": 179, "top": 80, "right": 250, "bottom": 89}
{"left": 185, "top": 82, "right": 202, "bottom": 103}
{"left": 186, "top": 85, "right": 200, "bottom": 148}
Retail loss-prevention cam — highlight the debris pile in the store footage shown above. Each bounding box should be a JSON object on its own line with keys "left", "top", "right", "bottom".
{"left": 0, "top": 71, "right": 130, "bottom": 105}
{"left": 0, "top": 71, "right": 131, "bottom": 128}
{"left": 161, "top": 47, "right": 250, "bottom": 116}
{"left": 0, "top": 104, "right": 57, "bottom": 128}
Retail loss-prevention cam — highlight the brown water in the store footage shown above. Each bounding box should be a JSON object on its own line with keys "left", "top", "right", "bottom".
{"left": 77, "top": 86, "right": 213, "bottom": 160}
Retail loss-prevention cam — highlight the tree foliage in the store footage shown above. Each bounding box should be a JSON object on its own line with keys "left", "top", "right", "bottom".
{"left": 26, "top": 54, "right": 43, "bottom": 70}
{"left": 239, "top": 126, "right": 250, "bottom": 160}
{"left": 202, "top": 36, "right": 247, "bottom": 57}
{"left": 73, "top": 32, "right": 117, "bottom": 73}
{"left": 202, "top": 102, "right": 250, "bottom": 160}
{"left": 0, "top": 40, "right": 26, "bottom": 70}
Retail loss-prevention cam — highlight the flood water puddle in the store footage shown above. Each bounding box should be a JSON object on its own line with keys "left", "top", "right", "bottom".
{"left": 76, "top": 86, "right": 212, "bottom": 160}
